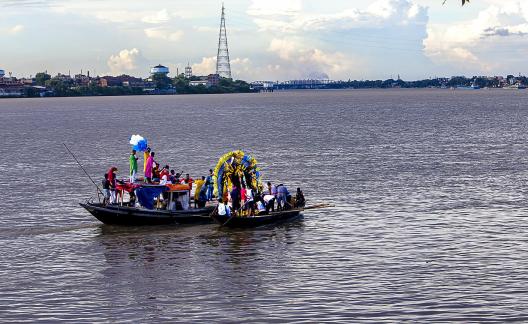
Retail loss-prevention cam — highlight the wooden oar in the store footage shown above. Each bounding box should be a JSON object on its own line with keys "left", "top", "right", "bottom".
{"left": 220, "top": 200, "right": 250, "bottom": 227}
{"left": 302, "top": 203, "right": 334, "bottom": 210}
{"left": 221, "top": 214, "right": 236, "bottom": 227}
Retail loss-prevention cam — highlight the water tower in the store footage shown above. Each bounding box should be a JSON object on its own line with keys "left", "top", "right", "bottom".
{"left": 150, "top": 64, "right": 169, "bottom": 76}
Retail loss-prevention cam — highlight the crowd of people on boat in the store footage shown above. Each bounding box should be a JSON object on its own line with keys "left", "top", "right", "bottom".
{"left": 218, "top": 181, "right": 305, "bottom": 217}
{"left": 101, "top": 148, "right": 218, "bottom": 207}
{"left": 100, "top": 147, "right": 305, "bottom": 215}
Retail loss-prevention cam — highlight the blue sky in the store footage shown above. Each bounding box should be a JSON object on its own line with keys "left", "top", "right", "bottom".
{"left": 1, "top": 0, "right": 528, "bottom": 81}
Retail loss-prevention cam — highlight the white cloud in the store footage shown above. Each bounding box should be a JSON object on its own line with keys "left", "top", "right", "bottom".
{"left": 424, "top": 1, "right": 528, "bottom": 71}
{"left": 8, "top": 24, "right": 24, "bottom": 34}
{"left": 248, "top": 0, "right": 427, "bottom": 32}
{"left": 50, "top": 2, "right": 139, "bottom": 22}
{"left": 192, "top": 56, "right": 216, "bottom": 75}
{"left": 267, "top": 38, "right": 362, "bottom": 79}
{"left": 50, "top": 2, "right": 180, "bottom": 25}
{"left": 144, "top": 27, "right": 183, "bottom": 41}
{"left": 194, "top": 26, "right": 217, "bottom": 32}
{"left": 142, "top": 9, "right": 170, "bottom": 24}
{"left": 1, "top": 24, "right": 24, "bottom": 35}
{"left": 190, "top": 56, "right": 270, "bottom": 80}
{"left": 243, "top": 0, "right": 427, "bottom": 79}
{"left": 231, "top": 57, "right": 253, "bottom": 78}
{"left": 244, "top": 0, "right": 432, "bottom": 80}
{"left": 268, "top": 38, "right": 299, "bottom": 60}
{"left": 107, "top": 48, "right": 143, "bottom": 75}
{"left": 93, "top": 10, "right": 141, "bottom": 23}
{"left": 247, "top": 0, "right": 301, "bottom": 17}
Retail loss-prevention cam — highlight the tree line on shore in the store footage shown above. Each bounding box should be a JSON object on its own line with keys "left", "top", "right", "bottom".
{"left": 23, "top": 72, "right": 253, "bottom": 97}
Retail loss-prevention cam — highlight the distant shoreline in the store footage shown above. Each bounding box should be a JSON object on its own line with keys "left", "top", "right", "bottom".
{"left": 2, "top": 87, "right": 527, "bottom": 100}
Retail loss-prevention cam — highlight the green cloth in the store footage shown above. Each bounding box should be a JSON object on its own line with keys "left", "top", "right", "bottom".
{"left": 130, "top": 154, "right": 138, "bottom": 175}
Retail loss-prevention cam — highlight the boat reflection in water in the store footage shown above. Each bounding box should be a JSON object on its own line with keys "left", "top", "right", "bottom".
{"left": 93, "top": 219, "right": 306, "bottom": 306}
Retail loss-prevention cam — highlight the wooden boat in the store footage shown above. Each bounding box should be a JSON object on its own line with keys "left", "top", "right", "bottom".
{"left": 210, "top": 209, "right": 303, "bottom": 228}
{"left": 80, "top": 202, "right": 215, "bottom": 226}
{"left": 81, "top": 181, "right": 217, "bottom": 226}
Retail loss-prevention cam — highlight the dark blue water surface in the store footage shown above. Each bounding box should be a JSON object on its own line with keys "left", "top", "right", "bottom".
{"left": 1, "top": 89, "right": 528, "bottom": 322}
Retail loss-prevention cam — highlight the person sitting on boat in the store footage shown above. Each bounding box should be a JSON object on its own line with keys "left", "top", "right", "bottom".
{"left": 255, "top": 196, "right": 266, "bottom": 213}
{"left": 159, "top": 172, "right": 170, "bottom": 185}
{"left": 152, "top": 163, "right": 160, "bottom": 182}
{"left": 101, "top": 173, "right": 110, "bottom": 205}
{"left": 129, "top": 149, "right": 138, "bottom": 183}
{"left": 169, "top": 170, "right": 177, "bottom": 183}
{"left": 218, "top": 198, "right": 231, "bottom": 217}
{"left": 173, "top": 172, "right": 182, "bottom": 184}
{"left": 159, "top": 165, "right": 170, "bottom": 182}
{"left": 295, "top": 187, "right": 305, "bottom": 208}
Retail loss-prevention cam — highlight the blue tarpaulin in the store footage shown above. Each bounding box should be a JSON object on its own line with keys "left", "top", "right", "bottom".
{"left": 136, "top": 186, "right": 167, "bottom": 210}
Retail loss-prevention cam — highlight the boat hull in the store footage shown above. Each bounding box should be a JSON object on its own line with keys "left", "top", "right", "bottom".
{"left": 211, "top": 209, "right": 302, "bottom": 228}
{"left": 80, "top": 203, "right": 214, "bottom": 226}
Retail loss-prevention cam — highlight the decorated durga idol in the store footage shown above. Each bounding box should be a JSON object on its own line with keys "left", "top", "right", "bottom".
{"left": 213, "top": 150, "right": 263, "bottom": 216}
{"left": 211, "top": 150, "right": 310, "bottom": 227}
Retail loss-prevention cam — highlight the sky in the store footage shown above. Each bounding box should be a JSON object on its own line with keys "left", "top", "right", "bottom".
{"left": 1, "top": 0, "right": 528, "bottom": 81}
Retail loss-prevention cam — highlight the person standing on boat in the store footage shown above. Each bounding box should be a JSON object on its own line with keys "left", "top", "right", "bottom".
{"left": 206, "top": 169, "right": 214, "bottom": 201}
{"left": 267, "top": 181, "right": 277, "bottom": 196}
{"left": 143, "top": 147, "right": 151, "bottom": 174}
{"left": 107, "top": 166, "right": 118, "bottom": 204}
{"left": 193, "top": 176, "right": 208, "bottom": 208}
{"left": 144, "top": 152, "right": 155, "bottom": 183}
{"left": 199, "top": 178, "right": 208, "bottom": 206}
{"left": 101, "top": 173, "right": 110, "bottom": 205}
{"left": 277, "top": 184, "right": 290, "bottom": 210}
{"left": 242, "top": 182, "right": 255, "bottom": 216}
{"left": 264, "top": 181, "right": 277, "bottom": 211}
{"left": 182, "top": 173, "right": 193, "bottom": 199}
{"left": 129, "top": 150, "right": 138, "bottom": 183}
{"left": 230, "top": 184, "right": 241, "bottom": 215}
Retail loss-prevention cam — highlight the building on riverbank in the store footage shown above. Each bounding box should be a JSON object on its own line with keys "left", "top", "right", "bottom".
{"left": 0, "top": 71, "right": 24, "bottom": 97}
{"left": 99, "top": 75, "right": 149, "bottom": 88}
{"left": 150, "top": 64, "right": 169, "bottom": 76}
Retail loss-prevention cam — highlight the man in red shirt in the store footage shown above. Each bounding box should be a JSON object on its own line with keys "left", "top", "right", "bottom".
{"left": 183, "top": 173, "right": 193, "bottom": 199}
{"left": 159, "top": 165, "right": 170, "bottom": 182}
{"left": 107, "top": 166, "right": 118, "bottom": 204}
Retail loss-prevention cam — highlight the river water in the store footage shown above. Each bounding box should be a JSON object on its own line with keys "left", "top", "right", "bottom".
{"left": 1, "top": 89, "right": 527, "bottom": 322}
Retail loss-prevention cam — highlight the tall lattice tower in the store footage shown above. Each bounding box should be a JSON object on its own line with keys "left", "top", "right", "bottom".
{"left": 185, "top": 62, "right": 192, "bottom": 79}
{"left": 216, "top": 3, "right": 232, "bottom": 79}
